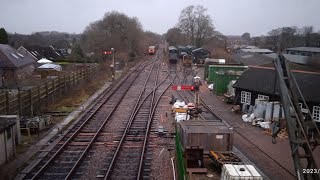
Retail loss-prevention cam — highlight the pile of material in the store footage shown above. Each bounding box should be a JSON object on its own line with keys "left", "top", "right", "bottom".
{"left": 171, "top": 100, "right": 192, "bottom": 122}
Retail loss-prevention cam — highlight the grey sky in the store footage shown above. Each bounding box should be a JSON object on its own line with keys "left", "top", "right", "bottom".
{"left": 0, "top": 0, "right": 319, "bottom": 36}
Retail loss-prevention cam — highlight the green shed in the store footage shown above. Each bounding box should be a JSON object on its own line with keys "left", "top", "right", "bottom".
{"left": 207, "top": 65, "right": 247, "bottom": 95}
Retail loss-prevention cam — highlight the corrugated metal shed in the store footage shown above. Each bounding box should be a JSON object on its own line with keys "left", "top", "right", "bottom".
{"left": 285, "top": 47, "right": 320, "bottom": 53}
{"left": 264, "top": 53, "right": 308, "bottom": 65}
{"left": 207, "top": 65, "right": 247, "bottom": 95}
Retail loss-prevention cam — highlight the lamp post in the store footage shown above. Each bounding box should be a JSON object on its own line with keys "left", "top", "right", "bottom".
{"left": 111, "top": 48, "right": 115, "bottom": 81}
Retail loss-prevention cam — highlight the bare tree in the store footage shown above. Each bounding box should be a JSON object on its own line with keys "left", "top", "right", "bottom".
{"left": 178, "top": 5, "right": 214, "bottom": 47}
{"left": 303, "top": 26, "right": 313, "bottom": 47}
{"left": 164, "top": 28, "right": 187, "bottom": 45}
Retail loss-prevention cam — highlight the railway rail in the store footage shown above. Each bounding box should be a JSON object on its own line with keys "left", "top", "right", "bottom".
{"left": 17, "top": 48, "right": 176, "bottom": 180}
{"left": 18, "top": 62, "right": 149, "bottom": 180}
{"left": 15, "top": 47, "right": 296, "bottom": 180}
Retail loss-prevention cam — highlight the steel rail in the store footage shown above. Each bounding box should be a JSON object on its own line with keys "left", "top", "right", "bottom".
{"left": 104, "top": 60, "right": 159, "bottom": 179}
{"left": 29, "top": 63, "right": 148, "bottom": 180}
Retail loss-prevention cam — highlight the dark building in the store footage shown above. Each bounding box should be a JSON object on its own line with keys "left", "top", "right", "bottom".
{"left": 285, "top": 47, "right": 320, "bottom": 57}
{"left": 0, "top": 44, "right": 37, "bottom": 88}
{"left": 233, "top": 52, "right": 273, "bottom": 66}
{"left": 192, "top": 48, "right": 210, "bottom": 64}
{"left": 17, "top": 45, "right": 63, "bottom": 61}
{"left": 233, "top": 66, "right": 320, "bottom": 122}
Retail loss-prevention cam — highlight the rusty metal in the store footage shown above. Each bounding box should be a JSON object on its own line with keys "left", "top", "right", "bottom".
{"left": 179, "top": 120, "right": 233, "bottom": 152}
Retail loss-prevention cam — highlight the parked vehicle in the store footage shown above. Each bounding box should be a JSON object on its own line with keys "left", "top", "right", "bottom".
{"left": 148, "top": 46, "right": 155, "bottom": 55}
{"left": 176, "top": 45, "right": 188, "bottom": 58}
{"left": 168, "top": 46, "right": 179, "bottom": 64}
{"left": 182, "top": 54, "right": 192, "bottom": 66}
{"left": 192, "top": 48, "right": 211, "bottom": 65}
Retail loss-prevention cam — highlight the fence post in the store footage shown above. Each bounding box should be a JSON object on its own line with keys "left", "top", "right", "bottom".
{"left": 37, "top": 86, "right": 41, "bottom": 114}
{"left": 52, "top": 79, "right": 55, "bottom": 103}
{"left": 38, "top": 86, "right": 41, "bottom": 104}
{"left": 64, "top": 75, "right": 67, "bottom": 92}
{"left": 45, "top": 82, "right": 49, "bottom": 106}
{"left": 18, "top": 90, "right": 22, "bottom": 116}
{"left": 58, "top": 76, "right": 62, "bottom": 96}
{"left": 29, "top": 89, "right": 33, "bottom": 116}
{"left": 5, "top": 91, "right": 10, "bottom": 115}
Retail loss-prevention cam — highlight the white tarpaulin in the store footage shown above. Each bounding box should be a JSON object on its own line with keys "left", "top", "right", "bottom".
{"left": 37, "top": 58, "right": 53, "bottom": 64}
{"left": 38, "top": 63, "right": 62, "bottom": 71}
{"left": 175, "top": 112, "right": 190, "bottom": 122}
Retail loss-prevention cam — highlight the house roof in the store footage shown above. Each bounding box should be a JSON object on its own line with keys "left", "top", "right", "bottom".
{"left": 285, "top": 47, "right": 320, "bottom": 53}
{"left": 233, "top": 52, "right": 273, "bottom": 66}
{"left": 21, "top": 45, "right": 62, "bottom": 60}
{"left": 264, "top": 53, "right": 308, "bottom": 64}
{"left": 0, "top": 118, "right": 16, "bottom": 133}
{"left": 240, "top": 48, "right": 273, "bottom": 53}
{"left": 17, "top": 46, "right": 38, "bottom": 60}
{"left": 0, "top": 44, "right": 36, "bottom": 69}
{"left": 233, "top": 66, "right": 320, "bottom": 104}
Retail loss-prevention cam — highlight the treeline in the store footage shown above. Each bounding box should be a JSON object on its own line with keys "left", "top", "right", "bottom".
{"left": 251, "top": 26, "right": 320, "bottom": 52}
{"left": 80, "top": 11, "right": 161, "bottom": 62}
{"left": 6, "top": 11, "right": 162, "bottom": 63}
{"left": 8, "top": 31, "right": 81, "bottom": 49}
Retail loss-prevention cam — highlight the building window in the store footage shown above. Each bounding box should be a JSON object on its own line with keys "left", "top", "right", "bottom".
{"left": 313, "top": 106, "right": 320, "bottom": 122}
{"left": 241, "top": 91, "right": 251, "bottom": 105}
{"left": 258, "top": 94, "right": 269, "bottom": 100}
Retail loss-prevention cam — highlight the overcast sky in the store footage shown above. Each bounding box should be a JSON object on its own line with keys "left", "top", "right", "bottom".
{"left": 0, "top": 0, "right": 319, "bottom": 36}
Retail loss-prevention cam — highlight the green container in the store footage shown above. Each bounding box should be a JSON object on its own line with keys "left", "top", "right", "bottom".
{"left": 207, "top": 65, "right": 247, "bottom": 95}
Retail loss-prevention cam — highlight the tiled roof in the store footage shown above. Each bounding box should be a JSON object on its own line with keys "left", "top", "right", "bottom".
{"left": 22, "top": 45, "right": 62, "bottom": 60}
{"left": 0, "top": 44, "right": 36, "bottom": 68}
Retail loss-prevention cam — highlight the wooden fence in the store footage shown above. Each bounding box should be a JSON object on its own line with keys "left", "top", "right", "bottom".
{"left": 0, "top": 64, "right": 100, "bottom": 116}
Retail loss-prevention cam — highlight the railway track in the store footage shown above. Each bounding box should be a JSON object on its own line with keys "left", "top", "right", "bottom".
{"left": 17, "top": 57, "right": 174, "bottom": 179}
{"left": 18, "top": 62, "right": 149, "bottom": 180}
{"left": 104, "top": 60, "right": 162, "bottom": 179}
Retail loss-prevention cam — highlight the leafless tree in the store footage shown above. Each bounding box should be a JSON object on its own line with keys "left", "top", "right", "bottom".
{"left": 81, "top": 11, "right": 144, "bottom": 62}
{"left": 303, "top": 26, "right": 313, "bottom": 47}
{"left": 178, "top": 5, "right": 214, "bottom": 47}
{"left": 164, "top": 28, "right": 187, "bottom": 45}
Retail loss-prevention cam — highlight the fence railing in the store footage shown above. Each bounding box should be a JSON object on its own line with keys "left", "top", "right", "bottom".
{"left": 0, "top": 64, "right": 100, "bottom": 116}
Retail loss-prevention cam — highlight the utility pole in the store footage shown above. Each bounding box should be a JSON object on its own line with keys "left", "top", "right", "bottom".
{"left": 111, "top": 48, "right": 115, "bottom": 81}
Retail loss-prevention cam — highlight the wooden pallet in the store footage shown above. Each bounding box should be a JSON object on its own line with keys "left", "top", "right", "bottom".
{"left": 264, "top": 128, "right": 288, "bottom": 139}
{"left": 277, "top": 128, "right": 288, "bottom": 139}
{"left": 264, "top": 128, "right": 272, "bottom": 136}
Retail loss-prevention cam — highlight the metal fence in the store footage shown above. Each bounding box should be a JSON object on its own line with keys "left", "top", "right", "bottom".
{"left": 175, "top": 125, "right": 186, "bottom": 180}
{"left": 0, "top": 64, "right": 100, "bottom": 116}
